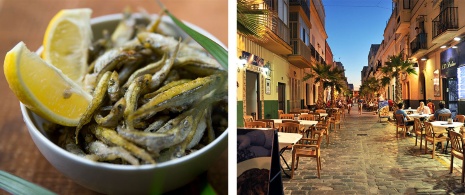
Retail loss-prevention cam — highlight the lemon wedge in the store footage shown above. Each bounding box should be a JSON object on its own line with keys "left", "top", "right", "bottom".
{"left": 4, "top": 42, "right": 92, "bottom": 126}
{"left": 42, "top": 8, "right": 92, "bottom": 85}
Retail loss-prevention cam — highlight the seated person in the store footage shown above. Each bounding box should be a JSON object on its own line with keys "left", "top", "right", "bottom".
{"left": 430, "top": 101, "right": 451, "bottom": 121}
{"left": 416, "top": 101, "right": 431, "bottom": 114}
{"left": 395, "top": 102, "right": 414, "bottom": 135}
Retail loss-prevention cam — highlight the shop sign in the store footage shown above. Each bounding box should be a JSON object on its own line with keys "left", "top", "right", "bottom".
{"left": 241, "top": 51, "right": 265, "bottom": 67}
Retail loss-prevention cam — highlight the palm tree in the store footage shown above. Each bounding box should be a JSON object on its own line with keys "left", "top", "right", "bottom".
{"left": 237, "top": 0, "right": 274, "bottom": 41}
{"left": 326, "top": 69, "right": 346, "bottom": 108}
{"left": 380, "top": 53, "right": 417, "bottom": 104}
{"left": 304, "top": 62, "right": 346, "bottom": 108}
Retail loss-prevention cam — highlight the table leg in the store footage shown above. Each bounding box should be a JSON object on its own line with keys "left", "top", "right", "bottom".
{"left": 279, "top": 148, "right": 292, "bottom": 178}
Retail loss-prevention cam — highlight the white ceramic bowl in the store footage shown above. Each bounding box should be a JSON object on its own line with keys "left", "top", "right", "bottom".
{"left": 21, "top": 13, "right": 227, "bottom": 194}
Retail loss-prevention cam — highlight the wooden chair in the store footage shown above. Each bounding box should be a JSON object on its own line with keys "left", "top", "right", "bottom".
{"left": 244, "top": 121, "right": 266, "bottom": 128}
{"left": 313, "top": 118, "right": 330, "bottom": 147}
{"left": 243, "top": 115, "right": 254, "bottom": 124}
{"left": 278, "top": 110, "right": 284, "bottom": 116}
{"left": 279, "top": 122, "right": 300, "bottom": 133}
{"left": 256, "top": 119, "right": 275, "bottom": 129}
{"left": 449, "top": 130, "right": 465, "bottom": 184}
{"left": 309, "top": 113, "right": 321, "bottom": 122}
{"left": 300, "top": 109, "right": 310, "bottom": 114}
{"left": 395, "top": 114, "right": 409, "bottom": 138}
{"left": 315, "top": 109, "right": 326, "bottom": 113}
{"left": 298, "top": 114, "right": 313, "bottom": 121}
{"left": 437, "top": 113, "right": 452, "bottom": 121}
{"left": 291, "top": 130, "right": 324, "bottom": 179}
{"left": 424, "top": 121, "right": 449, "bottom": 159}
{"left": 339, "top": 107, "right": 346, "bottom": 120}
{"left": 279, "top": 114, "right": 295, "bottom": 120}
{"left": 413, "top": 118, "right": 425, "bottom": 149}
{"left": 330, "top": 112, "right": 341, "bottom": 131}
{"left": 455, "top": 114, "right": 465, "bottom": 122}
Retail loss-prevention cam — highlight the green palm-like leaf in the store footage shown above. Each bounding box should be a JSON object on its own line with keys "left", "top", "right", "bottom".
{"left": 0, "top": 170, "right": 56, "bottom": 195}
{"left": 158, "top": 1, "right": 228, "bottom": 69}
{"left": 237, "top": 0, "right": 274, "bottom": 41}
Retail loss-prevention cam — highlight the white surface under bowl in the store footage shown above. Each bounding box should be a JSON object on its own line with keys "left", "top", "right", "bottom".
{"left": 21, "top": 13, "right": 227, "bottom": 194}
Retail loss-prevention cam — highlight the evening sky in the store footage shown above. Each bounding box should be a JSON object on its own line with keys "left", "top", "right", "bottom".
{"left": 322, "top": 0, "right": 394, "bottom": 90}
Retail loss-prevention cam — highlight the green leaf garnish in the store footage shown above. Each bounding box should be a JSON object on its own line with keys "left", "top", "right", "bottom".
{"left": 156, "top": 0, "right": 228, "bottom": 69}
{"left": 0, "top": 170, "right": 57, "bottom": 195}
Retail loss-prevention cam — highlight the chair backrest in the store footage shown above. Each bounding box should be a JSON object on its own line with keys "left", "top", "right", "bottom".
{"left": 278, "top": 110, "right": 284, "bottom": 115}
{"left": 279, "top": 122, "right": 300, "bottom": 133}
{"left": 455, "top": 115, "right": 465, "bottom": 122}
{"left": 279, "top": 114, "right": 295, "bottom": 119}
{"left": 300, "top": 109, "right": 310, "bottom": 113}
{"left": 244, "top": 121, "right": 266, "bottom": 128}
{"left": 395, "top": 114, "right": 405, "bottom": 126}
{"left": 413, "top": 118, "right": 423, "bottom": 134}
{"left": 298, "top": 114, "right": 313, "bottom": 121}
{"left": 282, "top": 120, "right": 299, "bottom": 124}
{"left": 310, "top": 113, "right": 321, "bottom": 121}
{"left": 243, "top": 115, "right": 254, "bottom": 123}
{"left": 423, "top": 121, "right": 435, "bottom": 137}
{"left": 315, "top": 109, "right": 326, "bottom": 113}
{"left": 333, "top": 112, "right": 341, "bottom": 121}
{"left": 449, "top": 130, "right": 464, "bottom": 154}
{"left": 256, "top": 119, "right": 275, "bottom": 128}
{"left": 438, "top": 113, "right": 452, "bottom": 121}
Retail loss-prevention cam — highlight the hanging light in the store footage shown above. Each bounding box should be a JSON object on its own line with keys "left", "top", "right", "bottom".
{"left": 420, "top": 57, "right": 427, "bottom": 61}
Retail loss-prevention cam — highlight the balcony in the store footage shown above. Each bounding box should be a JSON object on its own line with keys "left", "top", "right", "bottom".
{"left": 410, "top": 33, "right": 427, "bottom": 55}
{"left": 289, "top": 0, "right": 310, "bottom": 19}
{"left": 394, "top": 0, "right": 411, "bottom": 34}
{"left": 248, "top": 2, "right": 292, "bottom": 55}
{"left": 310, "top": 44, "right": 325, "bottom": 64}
{"left": 432, "top": 7, "right": 458, "bottom": 43}
{"left": 288, "top": 38, "right": 312, "bottom": 68}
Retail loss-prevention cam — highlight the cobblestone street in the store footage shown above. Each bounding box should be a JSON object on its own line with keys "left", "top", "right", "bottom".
{"left": 281, "top": 105, "right": 465, "bottom": 194}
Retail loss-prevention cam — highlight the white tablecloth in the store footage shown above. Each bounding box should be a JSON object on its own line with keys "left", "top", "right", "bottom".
{"left": 430, "top": 121, "right": 463, "bottom": 132}
{"left": 277, "top": 132, "right": 302, "bottom": 150}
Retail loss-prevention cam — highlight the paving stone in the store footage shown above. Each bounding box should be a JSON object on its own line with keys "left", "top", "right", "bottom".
{"left": 281, "top": 107, "right": 465, "bottom": 194}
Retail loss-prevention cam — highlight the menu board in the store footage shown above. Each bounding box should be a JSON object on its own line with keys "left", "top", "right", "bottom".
{"left": 458, "top": 66, "right": 465, "bottom": 99}
{"left": 237, "top": 128, "right": 283, "bottom": 194}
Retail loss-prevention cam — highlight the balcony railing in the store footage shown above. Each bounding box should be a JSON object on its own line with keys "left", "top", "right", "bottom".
{"left": 289, "top": 0, "right": 310, "bottom": 19}
{"left": 410, "top": 33, "right": 427, "bottom": 54}
{"left": 432, "top": 7, "right": 458, "bottom": 39}
{"left": 290, "top": 38, "right": 312, "bottom": 62}
{"left": 310, "top": 44, "right": 324, "bottom": 64}
{"left": 272, "top": 16, "right": 290, "bottom": 44}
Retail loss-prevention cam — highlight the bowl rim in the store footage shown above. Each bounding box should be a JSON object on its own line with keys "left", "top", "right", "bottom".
{"left": 21, "top": 12, "right": 228, "bottom": 170}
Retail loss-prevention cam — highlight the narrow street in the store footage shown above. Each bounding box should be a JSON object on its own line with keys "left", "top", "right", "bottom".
{"left": 281, "top": 105, "right": 465, "bottom": 194}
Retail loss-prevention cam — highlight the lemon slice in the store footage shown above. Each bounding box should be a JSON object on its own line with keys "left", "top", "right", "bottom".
{"left": 4, "top": 42, "right": 92, "bottom": 126}
{"left": 42, "top": 8, "right": 92, "bottom": 85}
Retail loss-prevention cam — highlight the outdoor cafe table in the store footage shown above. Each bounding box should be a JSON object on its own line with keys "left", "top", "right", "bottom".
{"left": 272, "top": 119, "right": 318, "bottom": 130}
{"left": 408, "top": 113, "right": 433, "bottom": 120}
{"left": 430, "top": 121, "right": 464, "bottom": 154}
{"left": 404, "top": 108, "right": 417, "bottom": 114}
{"left": 277, "top": 132, "right": 303, "bottom": 178}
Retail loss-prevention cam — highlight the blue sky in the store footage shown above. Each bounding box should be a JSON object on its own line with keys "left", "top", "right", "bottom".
{"left": 323, "top": 0, "right": 393, "bottom": 90}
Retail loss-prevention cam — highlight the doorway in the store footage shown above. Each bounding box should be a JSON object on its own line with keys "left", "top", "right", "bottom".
{"left": 246, "top": 71, "right": 261, "bottom": 120}
{"left": 443, "top": 77, "right": 458, "bottom": 118}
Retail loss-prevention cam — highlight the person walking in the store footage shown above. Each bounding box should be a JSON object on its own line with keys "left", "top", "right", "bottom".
{"left": 358, "top": 98, "right": 363, "bottom": 115}
{"left": 347, "top": 98, "right": 353, "bottom": 114}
